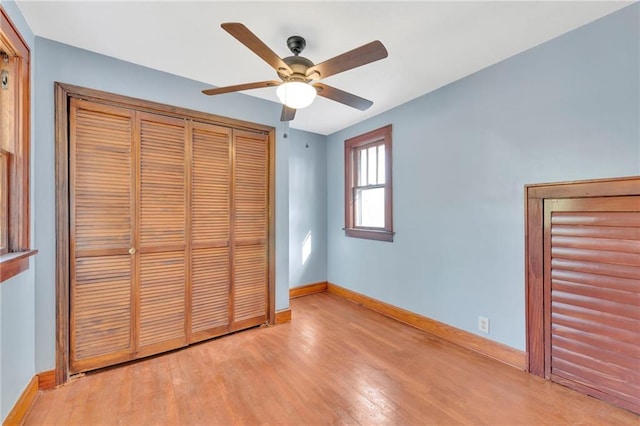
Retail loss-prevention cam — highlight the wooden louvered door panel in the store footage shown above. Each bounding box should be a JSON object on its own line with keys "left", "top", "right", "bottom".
{"left": 545, "top": 196, "right": 640, "bottom": 413}
{"left": 232, "top": 130, "right": 269, "bottom": 328}
{"left": 190, "top": 122, "right": 232, "bottom": 342}
{"left": 69, "top": 99, "right": 135, "bottom": 373}
{"left": 137, "top": 113, "right": 188, "bottom": 357}
{"left": 66, "top": 88, "right": 273, "bottom": 376}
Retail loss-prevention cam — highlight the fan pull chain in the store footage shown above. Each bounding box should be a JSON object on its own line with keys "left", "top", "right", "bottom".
{"left": 283, "top": 121, "right": 289, "bottom": 139}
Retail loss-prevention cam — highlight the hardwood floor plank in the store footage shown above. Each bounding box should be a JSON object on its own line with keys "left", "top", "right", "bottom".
{"left": 25, "top": 293, "right": 639, "bottom": 425}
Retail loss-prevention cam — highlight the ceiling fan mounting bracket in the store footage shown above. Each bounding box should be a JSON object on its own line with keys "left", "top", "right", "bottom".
{"left": 286, "top": 35, "right": 306, "bottom": 56}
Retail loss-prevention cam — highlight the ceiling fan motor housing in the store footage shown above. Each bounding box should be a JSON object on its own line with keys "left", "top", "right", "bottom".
{"left": 278, "top": 54, "right": 315, "bottom": 81}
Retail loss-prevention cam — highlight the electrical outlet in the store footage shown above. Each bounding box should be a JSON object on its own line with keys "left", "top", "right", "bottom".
{"left": 478, "top": 316, "right": 490, "bottom": 334}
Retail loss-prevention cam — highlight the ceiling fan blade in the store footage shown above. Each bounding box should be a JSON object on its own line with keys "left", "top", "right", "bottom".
{"left": 221, "top": 23, "right": 293, "bottom": 76}
{"left": 313, "top": 83, "right": 373, "bottom": 111}
{"left": 202, "top": 80, "right": 281, "bottom": 96}
{"left": 280, "top": 105, "right": 296, "bottom": 122}
{"left": 306, "top": 41, "right": 388, "bottom": 80}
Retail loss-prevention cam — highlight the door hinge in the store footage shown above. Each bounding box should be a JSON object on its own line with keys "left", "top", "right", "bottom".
{"left": 1, "top": 69, "right": 8, "bottom": 90}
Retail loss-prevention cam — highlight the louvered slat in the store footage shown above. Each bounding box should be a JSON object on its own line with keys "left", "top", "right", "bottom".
{"left": 550, "top": 207, "right": 640, "bottom": 409}
{"left": 139, "top": 251, "right": 186, "bottom": 347}
{"left": 192, "top": 247, "right": 230, "bottom": 334}
{"left": 552, "top": 212, "right": 640, "bottom": 227}
{"left": 551, "top": 235, "right": 639, "bottom": 254}
{"left": 552, "top": 225, "right": 640, "bottom": 240}
{"left": 551, "top": 258, "right": 639, "bottom": 280}
{"left": 551, "top": 247, "right": 639, "bottom": 267}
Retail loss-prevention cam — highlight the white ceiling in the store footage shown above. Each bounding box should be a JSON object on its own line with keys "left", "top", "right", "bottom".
{"left": 15, "top": 1, "right": 632, "bottom": 135}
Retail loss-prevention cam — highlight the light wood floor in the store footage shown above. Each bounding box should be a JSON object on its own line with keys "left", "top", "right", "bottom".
{"left": 26, "top": 293, "right": 638, "bottom": 425}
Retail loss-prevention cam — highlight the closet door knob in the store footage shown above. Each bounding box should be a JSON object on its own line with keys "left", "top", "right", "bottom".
{"left": 129, "top": 247, "right": 136, "bottom": 254}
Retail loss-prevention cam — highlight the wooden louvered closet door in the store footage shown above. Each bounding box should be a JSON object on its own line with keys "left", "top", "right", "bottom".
{"left": 545, "top": 196, "right": 640, "bottom": 413}
{"left": 190, "top": 122, "right": 232, "bottom": 342}
{"left": 232, "top": 130, "right": 269, "bottom": 328}
{"left": 69, "top": 99, "right": 136, "bottom": 373}
{"left": 137, "top": 113, "right": 188, "bottom": 357}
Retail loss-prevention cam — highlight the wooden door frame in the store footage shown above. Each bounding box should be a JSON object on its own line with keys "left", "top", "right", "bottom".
{"left": 55, "top": 83, "right": 276, "bottom": 385}
{"left": 525, "top": 175, "right": 640, "bottom": 377}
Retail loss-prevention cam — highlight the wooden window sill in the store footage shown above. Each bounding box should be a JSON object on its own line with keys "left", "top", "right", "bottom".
{"left": 0, "top": 249, "right": 38, "bottom": 283}
{"left": 344, "top": 228, "right": 394, "bottom": 242}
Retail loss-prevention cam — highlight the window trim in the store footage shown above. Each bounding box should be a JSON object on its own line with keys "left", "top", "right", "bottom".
{"left": 344, "top": 124, "right": 393, "bottom": 242}
{"left": 0, "top": 6, "right": 37, "bottom": 283}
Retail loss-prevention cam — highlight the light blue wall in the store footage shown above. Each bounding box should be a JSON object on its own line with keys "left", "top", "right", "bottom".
{"left": 326, "top": 4, "right": 639, "bottom": 351}
{"left": 0, "top": 0, "right": 36, "bottom": 421}
{"left": 1, "top": 268, "right": 36, "bottom": 420}
{"left": 31, "top": 38, "right": 322, "bottom": 371}
{"left": 289, "top": 129, "right": 327, "bottom": 288}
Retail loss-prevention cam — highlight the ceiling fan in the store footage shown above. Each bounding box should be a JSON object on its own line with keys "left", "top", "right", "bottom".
{"left": 202, "top": 23, "right": 388, "bottom": 122}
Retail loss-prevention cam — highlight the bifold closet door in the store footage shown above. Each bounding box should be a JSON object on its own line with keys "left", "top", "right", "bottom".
{"left": 70, "top": 104, "right": 190, "bottom": 371}
{"left": 69, "top": 99, "right": 136, "bottom": 373}
{"left": 232, "top": 130, "right": 269, "bottom": 328}
{"left": 137, "top": 113, "right": 188, "bottom": 357}
{"left": 190, "top": 125, "right": 269, "bottom": 338}
{"left": 190, "top": 122, "right": 232, "bottom": 342}
{"left": 68, "top": 96, "right": 271, "bottom": 374}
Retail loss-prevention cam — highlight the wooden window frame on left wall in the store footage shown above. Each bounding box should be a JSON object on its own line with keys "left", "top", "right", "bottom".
{"left": 0, "top": 7, "right": 37, "bottom": 283}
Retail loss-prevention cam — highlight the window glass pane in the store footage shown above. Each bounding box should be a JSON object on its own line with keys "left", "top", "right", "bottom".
{"left": 377, "top": 144, "right": 385, "bottom": 184}
{"left": 358, "top": 148, "right": 367, "bottom": 186}
{"left": 355, "top": 187, "right": 385, "bottom": 228}
{"left": 367, "top": 146, "right": 377, "bottom": 185}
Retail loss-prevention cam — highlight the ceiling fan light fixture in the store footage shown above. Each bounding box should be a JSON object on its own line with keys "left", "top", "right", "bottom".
{"left": 276, "top": 81, "right": 317, "bottom": 109}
